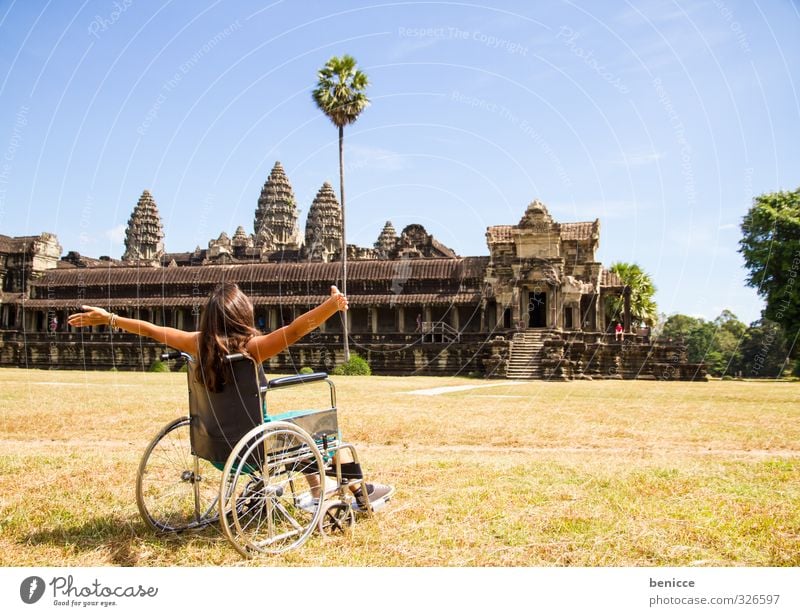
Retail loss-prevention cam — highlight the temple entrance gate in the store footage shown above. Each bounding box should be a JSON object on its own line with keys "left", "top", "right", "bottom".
{"left": 527, "top": 289, "right": 547, "bottom": 328}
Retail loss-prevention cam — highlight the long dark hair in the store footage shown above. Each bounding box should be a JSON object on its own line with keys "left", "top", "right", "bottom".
{"left": 196, "top": 282, "right": 258, "bottom": 392}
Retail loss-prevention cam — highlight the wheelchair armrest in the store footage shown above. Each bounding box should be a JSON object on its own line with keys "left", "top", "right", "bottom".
{"left": 162, "top": 350, "right": 193, "bottom": 362}
{"left": 267, "top": 372, "right": 329, "bottom": 389}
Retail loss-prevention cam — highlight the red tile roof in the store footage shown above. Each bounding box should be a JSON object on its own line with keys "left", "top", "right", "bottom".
{"left": 561, "top": 221, "right": 599, "bottom": 241}
{"left": 23, "top": 292, "right": 481, "bottom": 309}
{"left": 31, "top": 257, "right": 489, "bottom": 288}
{"left": 487, "top": 221, "right": 598, "bottom": 243}
{"left": 485, "top": 226, "right": 513, "bottom": 243}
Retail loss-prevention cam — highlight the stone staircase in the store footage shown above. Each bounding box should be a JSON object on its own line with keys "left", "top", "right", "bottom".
{"left": 507, "top": 330, "right": 547, "bottom": 379}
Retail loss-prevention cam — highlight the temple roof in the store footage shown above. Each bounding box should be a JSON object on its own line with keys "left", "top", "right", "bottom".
{"left": 486, "top": 221, "right": 599, "bottom": 243}
{"left": 23, "top": 291, "right": 481, "bottom": 309}
{"left": 0, "top": 233, "right": 59, "bottom": 254}
{"left": 485, "top": 226, "right": 514, "bottom": 243}
{"left": 561, "top": 221, "right": 599, "bottom": 241}
{"left": 58, "top": 252, "right": 119, "bottom": 268}
{"left": 600, "top": 267, "right": 624, "bottom": 289}
{"left": 31, "top": 257, "right": 490, "bottom": 288}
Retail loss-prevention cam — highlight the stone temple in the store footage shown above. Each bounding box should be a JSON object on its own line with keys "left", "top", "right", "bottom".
{"left": 0, "top": 161, "right": 704, "bottom": 379}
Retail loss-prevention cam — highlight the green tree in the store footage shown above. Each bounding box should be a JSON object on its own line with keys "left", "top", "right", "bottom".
{"left": 312, "top": 55, "right": 370, "bottom": 361}
{"left": 740, "top": 187, "right": 800, "bottom": 357}
{"left": 661, "top": 310, "right": 748, "bottom": 377}
{"left": 739, "top": 318, "right": 791, "bottom": 378}
{"left": 605, "top": 262, "right": 658, "bottom": 328}
{"left": 660, "top": 313, "right": 702, "bottom": 342}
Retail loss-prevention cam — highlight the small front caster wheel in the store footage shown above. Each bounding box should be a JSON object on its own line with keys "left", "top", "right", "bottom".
{"left": 318, "top": 501, "right": 355, "bottom": 536}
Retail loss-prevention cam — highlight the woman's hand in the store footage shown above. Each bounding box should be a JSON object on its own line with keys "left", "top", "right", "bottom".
{"left": 67, "top": 305, "right": 112, "bottom": 328}
{"left": 329, "top": 285, "right": 348, "bottom": 312}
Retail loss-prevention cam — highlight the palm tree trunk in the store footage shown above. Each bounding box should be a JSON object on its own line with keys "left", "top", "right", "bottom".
{"left": 338, "top": 124, "right": 350, "bottom": 361}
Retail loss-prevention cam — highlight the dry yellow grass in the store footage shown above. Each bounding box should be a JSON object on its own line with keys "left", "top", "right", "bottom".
{"left": 0, "top": 368, "right": 798, "bottom": 566}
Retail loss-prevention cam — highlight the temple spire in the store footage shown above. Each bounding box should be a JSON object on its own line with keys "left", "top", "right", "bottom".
{"left": 122, "top": 189, "right": 165, "bottom": 265}
{"left": 374, "top": 220, "right": 397, "bottom": 259}
{"left": 304, "top": 181, "right": 342, "bottom": 261}
{"left": 254, "top": 161, "right": 300, "bottom": 251}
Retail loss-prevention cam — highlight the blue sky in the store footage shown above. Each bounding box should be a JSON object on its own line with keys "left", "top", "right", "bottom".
{"left": 0, "top": 0, "right": 798, "bottom": 324}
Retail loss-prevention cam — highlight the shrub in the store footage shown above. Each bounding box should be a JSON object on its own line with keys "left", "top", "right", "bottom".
{"left": 299, "top": 366, "right": 314, "bottom": 375}
{"left": 148, "top": 360, "right": 170, "bottom": 373}
{"left": 332, "top": 353, "right": 371, "bottom": 376}
{"left": 178, "top": 363, "right": 189, "bottom": 373}
{"left": 467, "top": 371, "right": 483, "bottom": 379}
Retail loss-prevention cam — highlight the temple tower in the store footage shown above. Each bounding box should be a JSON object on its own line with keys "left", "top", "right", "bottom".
{"left": 374, "top": 221, "right": 398, "bottom": 259}
{"left": 254, "top": 161, "right": 300, "bottom": 251}
{"left": 122, "top": 190, "right": 165, "bottom": 265}
{"left": 304, "top": 182, "right": 342, "bottom": 262}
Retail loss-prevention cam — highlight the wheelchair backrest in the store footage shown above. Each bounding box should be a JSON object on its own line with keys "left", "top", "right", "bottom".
{"left": 187, "top": 354, "right": 266, "bottom": 464}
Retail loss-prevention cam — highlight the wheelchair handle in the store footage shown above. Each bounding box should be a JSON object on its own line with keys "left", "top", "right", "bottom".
{"left": 267, "top": 372, "right": 329, "bottom": 389}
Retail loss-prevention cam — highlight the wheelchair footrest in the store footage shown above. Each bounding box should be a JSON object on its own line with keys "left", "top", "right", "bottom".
{"left": 352, "top": 483, "right": 395, "bottom": 513}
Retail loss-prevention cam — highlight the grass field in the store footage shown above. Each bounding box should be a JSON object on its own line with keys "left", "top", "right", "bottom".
{"left": 0, "top": 368, "right": 798, "bottom": 567}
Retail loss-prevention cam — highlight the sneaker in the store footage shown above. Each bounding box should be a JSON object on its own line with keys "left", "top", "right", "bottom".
{"left": 295, "top": 492, "right": 320, "bottom": 512}
{"left": 352, "top": 482, "right": 394, "bottom": 512}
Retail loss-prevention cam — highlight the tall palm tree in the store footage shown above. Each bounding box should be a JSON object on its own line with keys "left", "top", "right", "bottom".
{"left": 605, "top": 262, "right": 658, "bottom": 329}
{"left": 312, "top": 55, "right": 369, "bottom": 361}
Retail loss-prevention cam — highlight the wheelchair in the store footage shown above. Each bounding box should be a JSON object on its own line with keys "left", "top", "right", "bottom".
{"left": 135, "top": 351, "right": 391, "bottom": 557}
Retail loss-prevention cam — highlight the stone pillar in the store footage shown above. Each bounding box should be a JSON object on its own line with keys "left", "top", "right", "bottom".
{"left": 269, "top": 308, "right": 278, "bottom": 331}
{"left": 511, "top": 286, "right": 520, "bottom": 326}
{"left": 371, "top": 307, "right": 379, "bottom": 334}
{"left": 424, "top": 305, "right": 432, "bottom": 324}
{"left": 398, "top": 306, "right": 405, "bottom": 333}
{"left": 623, "top": 286, "right": 632, "bottom": 333}
{"left": 451, "top": 306, "right": 460, "bottom": 331}
{"left": 572, "top": 304, "right": 580, "bottom": 331}
{"left": 595, "top": 293, "right": 604, "bottom": 333}
{"left": 551, "top": 288, "right": 559, "bottom": 329}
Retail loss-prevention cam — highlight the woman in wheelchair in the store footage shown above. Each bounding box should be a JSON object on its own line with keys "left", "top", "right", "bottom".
{"left": 68, "top": 282, "right": 391, "bottom": 510}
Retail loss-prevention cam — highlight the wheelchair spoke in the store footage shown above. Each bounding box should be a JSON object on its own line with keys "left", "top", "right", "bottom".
{"left": 221, "top": 424, "right": 325, "bottom": 556}
{"left": 136, "top": 418, "right": 220, "bottom": 533}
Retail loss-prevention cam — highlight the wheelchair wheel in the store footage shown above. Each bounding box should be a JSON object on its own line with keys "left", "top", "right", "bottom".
{"left": 136, "top": 417, "right": 220, "bottom": 533}
{"left": 318, "top": 501, "right": 355, "bottom": 536}
{"left": 219, "top": 422, "right": 325, "bottom": 557}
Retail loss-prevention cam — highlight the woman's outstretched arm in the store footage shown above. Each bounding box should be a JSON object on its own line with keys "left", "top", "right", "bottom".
{"left": 246, "top": 285, "right": 348, "bottom": 363}
{"left": 67, "top": 306, "right": 199, "bottom": 355}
